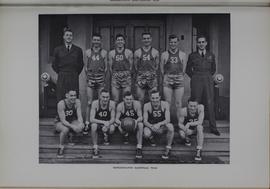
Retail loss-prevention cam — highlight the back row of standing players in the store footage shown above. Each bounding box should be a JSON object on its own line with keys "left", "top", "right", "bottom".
{"left": 53, "top": 29, "right": 220, "bottom": 161}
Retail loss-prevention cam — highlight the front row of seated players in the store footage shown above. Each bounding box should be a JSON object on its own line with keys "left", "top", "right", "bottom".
{"left": 55, "top": 89, "right": 204, "bottom": 161}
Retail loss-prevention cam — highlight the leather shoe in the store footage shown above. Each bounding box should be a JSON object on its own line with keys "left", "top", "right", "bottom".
{"left": 210, "top": 129, "right": 220, "bottom": 136}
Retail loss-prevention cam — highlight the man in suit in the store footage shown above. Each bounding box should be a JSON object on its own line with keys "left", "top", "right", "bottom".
{"left": 52, "top": 27, "right": 84, "bottom": 102}
{"left": 186, "top": 35, "right": 220, "bottom": 136}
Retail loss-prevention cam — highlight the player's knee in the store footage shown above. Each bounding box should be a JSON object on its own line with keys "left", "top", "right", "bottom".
{"left": 197, "top": 125, "right": 203, "bottom": 133}
{"left": 179, "top": 130, "right": 186, "bottom": 139}
{"left": 143, "top": 127, "right": 152, "bottom": 139}
{"left": 175, "top": 100, "right": 182, "bottom": 108}
{"left": 137, "top": 122, "right": 144, "bottom": 131}
{"left": 61, "top": 126, "right": 69, "bottom": 135}
{"left": 91, "top": 123, "right": 98, "bottom": 132}
{"left": 166, "top": 123, "right": 174, "bottom": 133}
{"left": 109, "top": 125, "right": 115, "bottom": 134}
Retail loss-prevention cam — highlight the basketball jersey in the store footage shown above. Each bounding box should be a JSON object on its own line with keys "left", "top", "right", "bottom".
{"left": 112, "top": 49, "right": 130, "bottom": 72}
{"left": 87, "top": 48, "right": 105, "bottom": 74}
{"left": 137, "top": 47, "right": 156, "bottom": 73}
{"left": 148, "top": 102, "right": 166, "bottom": 124}
{"left": 62, "top": 100, "right": 77, "bottom": 123}
{"left": 164, "top": 49, "right": 184, "bottom": 75}
{"left": 94, "top": 100, "right": 111, "bottom": 121}
{"left": 120, "top": 102, "right": 138, "bottom": 120}
{"left": 183, "top": 108, "right": 199, "bottom": 125}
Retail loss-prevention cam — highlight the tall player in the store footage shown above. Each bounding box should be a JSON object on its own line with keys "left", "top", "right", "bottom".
{"left": 89, "top": 89, "right": 116, "bottom": 158}
{"left": 115, "top": 91, "right": 144, "bottom": 158}
{"left": 178, "top": 97, "right": 204, "bottom": 161}
{"left": 143, "top": 90, "right": 174, "bottom": 159}
{"left": 134, "top": 32, "right": 159, "bottom": 105}
{"left": 85, "top": 34, "right": 107, "bottom": 132}
{"left": 55, "top": 89, "right": 84, "bottom": 158}
{"left": 108, "top": 34, "right": 133, "bottom": 104}
{"left": 161, "top": 34, "right": 187, "bottom": 119}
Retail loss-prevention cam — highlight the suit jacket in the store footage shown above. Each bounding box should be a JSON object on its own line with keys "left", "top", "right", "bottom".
{"left": 186, "top": 51, "right": 216, "bottom": 78}
{"left": 52, "top": 44, "right": 84, "bottom": 74}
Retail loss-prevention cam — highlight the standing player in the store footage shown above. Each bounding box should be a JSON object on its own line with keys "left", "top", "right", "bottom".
{"left": 134, "top": 32, "right": 159, "bottom": 105}
{"left": 84, "top": 34, "right": 108, "bottom": 132}
{"left": 109, "top": 34, "right": 133, "bottom": 104}
{"left": 161, "top": 34, "right": 187, "bottom": 119}
{"left": 115, "top": 91, "right": 144, "bottom": 158}
{"left": 178, "top": 98, "right": 204, "bottom": 161}
{"left": 52, "top": 27, "right": 84, "bottom": 102}
{"left": 89, "top": 89, "right": 116, "bottom": 158}
{"left": 55, "top": 89, "right": 84, "bottom": 157}
{"left": 186, "top": 35, "right": 220, "bottom": 136}
{"left": 143, "top": 90, "right": 174, "bottom": 159}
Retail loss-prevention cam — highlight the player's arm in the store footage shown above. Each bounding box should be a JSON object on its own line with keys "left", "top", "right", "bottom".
{"left": 127, "top": 49, "right": 133, "bottom": 72}
{"left": 133, "top": 49, "right": 140, "bottom": 72}
{"left": 153, "top": 49, "right": 160, "bottom": 71}
{"left": 180, "top": 51, "right": 187, "bottom": 73}
{"left": 75, "top": 99, "right": 84, "bottom": 124}
{"left": 188, "top": 105, "right": 205, "bottom": 127}
{"left": 102, "top": 49, "right": 108, "bottom": 73}
{"left": 115, "top": 103, "right": 123, "bottom": 125}
{"left": 156, "top": 102, "right": 171, "bottom": 127}
{"left": 178, "top": 108, "right": 187, "bottom": 131}
{"left": 160, "top": 52, "right": 167, "bottom": 77}
{"left": 57, "top": 101, "right": 74, "bottom": 129}
{"left": 108, "top": 101, "right": 116, "bottom": 125}
{"left": 135, "top": 101, "right": 143, "bottom": 123}
{"left": 89, "top": 101, "right": 106, "bottom": 125}
{"left": 84, "top": 49, "right": 91, "bottom": 73}
{"left": 143, "top": 103, "right": 153, "bottom": 128}
{"left": 108, "top": 50, "right": 114, "bottom": 73}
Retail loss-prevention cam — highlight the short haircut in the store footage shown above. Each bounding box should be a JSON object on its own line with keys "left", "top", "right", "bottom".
{"left": 197, "top": 34, "right": 207, "bottom": 42}
{"left": 65, "top": 88, "right": 76, "bottom": 95}
{"left": 92, "top": 33, "right": 102, "bottom": 39}
{"left": 142, "top": 32, "right": 151, "bottom": 37}
{"left": 123, "top": 91, "right": 132, "bottom": 98}
{"left": 188, "top": 97, "right": 198, "bottom": 103}
{"left": 168, "top": 34, "right": 179, "bottom": 41}
{"left": 63, "top": 27, "right": 72, "bottom": 34}
{"left": 100, "top": 88, "right": 109, "bottom": 95}
{"left": 150, "top": 89, "right": 160, "bottom": 96}
{"left": 115, "top": 33, "right": 125, "bottom": 40}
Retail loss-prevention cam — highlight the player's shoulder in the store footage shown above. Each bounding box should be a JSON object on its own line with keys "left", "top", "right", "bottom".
{"left": 198, "top": 104, "right": 204, "bottom": 111}
{"left": 161, "top": 100, "right": 169, "bottom": 107}
{"left": 85, "top": 48, "right": 92, "bottom": 57}
{"left": 92, "top": 100, "right": 99, "bottom": 107}
{"left": 109, "top": 100, "right": 116, "bottom": 107}
{"left": 125, "top": 48, "right": 133, "bottom": 54}
{"left": 151, "top": 47, "right": 159, "bottom": 54}
{"left": 134, "top": 48, "right": 142, "bottom": 55}
{"left": 101, "top": 49, "right": 107, "bottom": 55}
{"left": 133, "top": 100, "right": 141, "bottom": 108}
{"left": 117, "top": 101, "right": 124, "bottom": 109}
{"left": 161, "top": 51, "right": 169, "bottom": 57}
{"left": 179, "top": 50, "right": 186, "bottom": 57}
{"left": 143, "top": 102, "right": 151, "bottom": 109}
{"left": 75, "top": 99, "right": 81, "bottom": 104}
{"left": 109, "top": 49, "right": 115, "bottom": 56}
{"left": 180, "top": 107, "right": 187, "bottom": 116}
{"left": 57, "top": 99, "right": 65, "bottom": 107}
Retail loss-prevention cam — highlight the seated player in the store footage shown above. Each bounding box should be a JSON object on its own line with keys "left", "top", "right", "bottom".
{"left": 178, "top": 97, "right": 204, "bottom": 161}
{"left": 55, "top": 89, "right": 84, "bottom": 158}
{"left": 143, "top": 90, "right": 174, "bottom": 159}
{"left": 89, "top": 89, "right": 116, "bottom": 158}
{"left": 115, "top": 91, "right": 144, "bottom": 158}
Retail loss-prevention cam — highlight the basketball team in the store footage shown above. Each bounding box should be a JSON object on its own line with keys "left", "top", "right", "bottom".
{"left": 51, "top": 27, "right": 221, "bottom": 161}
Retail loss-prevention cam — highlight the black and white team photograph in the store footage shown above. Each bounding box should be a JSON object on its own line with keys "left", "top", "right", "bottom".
{"left": 39, "top": 14, "right": 230, "bottom": 164}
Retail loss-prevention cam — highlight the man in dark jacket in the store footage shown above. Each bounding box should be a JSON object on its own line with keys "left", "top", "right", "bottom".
{"left": 186, "top": 35, "right": 220, "bottom": 136}
{"left": 52, "top": 27, "right": 84, "bottom": 102}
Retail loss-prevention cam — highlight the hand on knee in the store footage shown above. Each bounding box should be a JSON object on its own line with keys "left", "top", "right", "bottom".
{"left": 91, "top": 123, "right": 97, "bottom": 132}
{"left": 167, "top": 123, "right": 174, "bottom": 133}
{"left": 197, "top": 125, "right": 203, "bottom": 133}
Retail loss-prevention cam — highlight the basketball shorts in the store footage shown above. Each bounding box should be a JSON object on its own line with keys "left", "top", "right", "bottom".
{"left": 86, "top": 73, "right": 105, "bottom": 89}
{"left": 111, "top": 71, "right": 131, "bottom": 89}
{"left": 136, "top": 71, "right": 157, "bottom": 90}
{"left": 163, "top": 74, "right": 184, "bottom": 89}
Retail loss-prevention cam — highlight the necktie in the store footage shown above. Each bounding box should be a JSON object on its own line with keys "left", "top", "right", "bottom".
{"left": 201, "top": 52, "right": 205, "bottom": 58}
{"left": 67, "top": 45, "right": 70, "bottom": 52}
